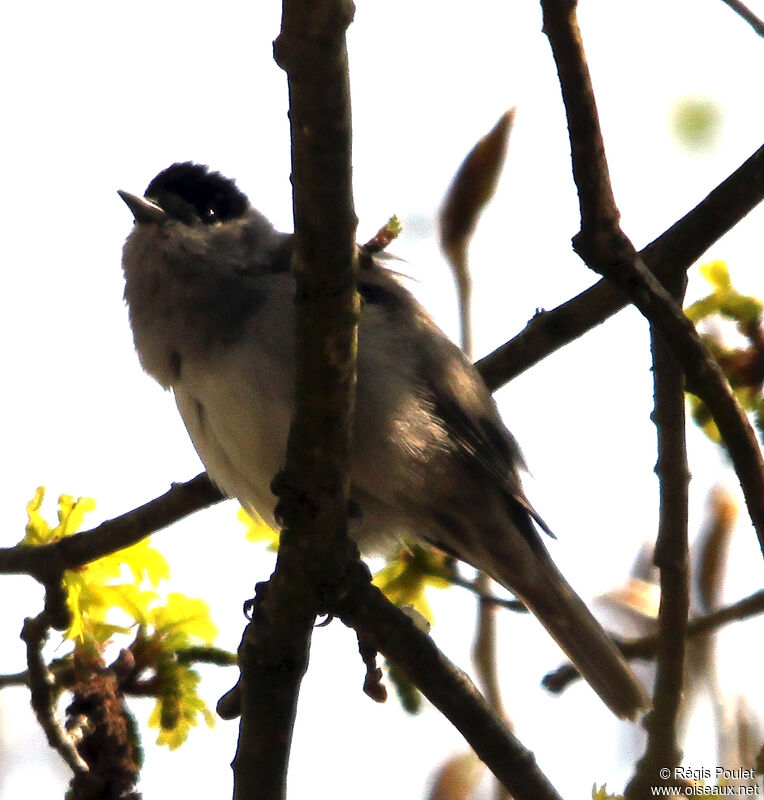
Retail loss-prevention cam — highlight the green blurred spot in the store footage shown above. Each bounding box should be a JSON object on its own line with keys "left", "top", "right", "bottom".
{"left": 670, "top": 97, "right": 722, "bottom": 152}
{"left": 386, "top": 659, "right": 422, "bottom": 714}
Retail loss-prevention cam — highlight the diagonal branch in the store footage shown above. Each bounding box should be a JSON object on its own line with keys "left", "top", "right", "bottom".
{"left": 330, "top": 560, "right": 564, "bottom": 800}
{"left": 0, "top": 474, "right": 223, "bottom": 581}
{"left": 719, "top": 0, "right": 764, "bottom": 37}
{"left": 540, "top": 0, "right": 764, "bottom": 560}
{"left": 475, "top": 141, "right": 764, "bottom": 391}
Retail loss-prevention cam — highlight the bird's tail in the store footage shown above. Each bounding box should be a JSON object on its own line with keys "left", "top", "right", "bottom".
{"left": 491, "top": 550, "right": 649, "bottom": 720}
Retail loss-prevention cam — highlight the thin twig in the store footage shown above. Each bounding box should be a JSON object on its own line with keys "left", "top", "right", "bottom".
{"left": 543, "top": 589, "right": 764, "bottom": 692}
{"left": 719, "top": 0, "right": 764, "bottom": 37}
{"left": 448, "top": 572, "right": 527, "bottom": 612}
{"left": 21, "top": 612, "right": 88, "bottom": 775}
{"left": 472, "top": 572, "right": 508, "bottom": 733}
{"left": 473, "top": 574, "right": 513, "bottom": 800}
{"left": 640, "top": 587, "right": 764, "bottom": 650}
{"left": 0, "top": 669, "right": 30, "bottom": 689}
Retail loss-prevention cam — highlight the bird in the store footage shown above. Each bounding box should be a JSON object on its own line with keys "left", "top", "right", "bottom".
{"left": 119, "top": 162, "right": 649, "bottom": 719}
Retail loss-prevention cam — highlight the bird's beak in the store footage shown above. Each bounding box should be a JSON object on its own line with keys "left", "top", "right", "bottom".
{"left": 118, "top": 190, "right": 168, "bottom": 224}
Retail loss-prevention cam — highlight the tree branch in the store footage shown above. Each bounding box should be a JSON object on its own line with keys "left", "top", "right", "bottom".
{"left": 0, "top": 474, "right": 223, "bottom": 581}
{"left": 230, "top": 2, "right": 360, "bottom": 799}
{"left": 329, "top": 560, "right": 564, "bottom": 800}
{"left": 628, "top": 268, "right": 691, "bottom": 795}
{"left": 21, "top": 612, "right": 89, "bottom": 775}
{"left": 719, "top": 0, "right": 764, "bottom": 37}
{"left": 475, "top": 141, "right": 764, "bottom": 390}
{"left": 540, "top": 0, "right": 764, "bottom": 560}
{"left": 449, "top": 572, "right": 527, "bottom": 612}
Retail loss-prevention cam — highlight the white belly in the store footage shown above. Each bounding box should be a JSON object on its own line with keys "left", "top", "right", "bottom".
{"left": 173, "top": 340, "right": 293, "bottom": 528}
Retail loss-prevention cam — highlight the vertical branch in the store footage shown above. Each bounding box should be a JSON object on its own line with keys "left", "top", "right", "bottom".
{"left": 276, "top": 2, "right": 359, "bottom": 500}
{"left": 541, "top": 0, "right": 618, "bottom": 237}
{"left": 472, "top": 573, "right": 511, "bottom": 800}
{"left": 627, "top": 274, "right": 691, "bottom": 797}
{"left": 232, "top": 3, "right": 359, "bottom": 799}
{"left": 472, "top": 573, "right": 506, "bottom": 721}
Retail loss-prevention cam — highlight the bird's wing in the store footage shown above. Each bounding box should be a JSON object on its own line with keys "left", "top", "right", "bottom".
{"left": 357, "top": 266, "right": 554, "bottom": 543}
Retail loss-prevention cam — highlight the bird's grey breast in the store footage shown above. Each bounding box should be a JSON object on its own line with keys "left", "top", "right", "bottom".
{"left": 123, "top": 220, "right": 295, "bottom": 523}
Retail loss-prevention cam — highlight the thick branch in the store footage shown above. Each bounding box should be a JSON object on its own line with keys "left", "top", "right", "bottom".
{"left": 475, "top": 142, "right": 764, "bottom": 390}
{"left": 230, "top": 3, "right": 360, "bottom": 800}
{"left": 540, "top": 0, "right": 764, "bottom": 559}
{"left": 0, "top": 474, "right": 223, "bottom": 580}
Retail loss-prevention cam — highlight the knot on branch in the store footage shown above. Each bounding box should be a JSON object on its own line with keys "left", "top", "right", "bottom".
{"left": 273, "top": 1, "right": 356, "bottom": 71}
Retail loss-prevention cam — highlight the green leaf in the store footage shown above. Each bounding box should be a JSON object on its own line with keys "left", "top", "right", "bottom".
{"left": 148, "top": 662, "right": 215, "bottom": 750}
{"left": 699, "top": 260, "right": 731, "bottom": 291}
{"left": 237, "top": 506, "right": 280, "bottom": 550}
{"left": 716, "top": 294, "right": 764, "bottom": 326}
{"left": 386, "top": 659, "right": 422, "bottom": 714}
{"left": 18, "top": 487, "right": 222, "bottom": 750}
{"left": 21, "top": 488, "right": 95, "bottom": 545}
{"left": 22, "top": 487, "right": 53, "bottom": 544}
{"left": 373, "top": 544, "right": 451, "bottom": 623}
{"left": 149, "top": 593, "right": 218, "bottom": 647}
{"left": 688, "top": 393, "right": 721, "bottom": 444}
{"left": 685, "top": 295, "right": 722, "bottom": 324}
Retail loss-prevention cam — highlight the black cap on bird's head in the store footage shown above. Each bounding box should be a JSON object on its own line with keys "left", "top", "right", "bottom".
{"left": 118, "top": 162, "right": 250, "bottom": 226}
{"left": 120, "top": 163, "right": 289, "bottom": 281}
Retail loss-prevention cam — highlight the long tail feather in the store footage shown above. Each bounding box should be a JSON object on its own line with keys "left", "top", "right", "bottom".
{"left": 492, "top": 554, "right": 649, "bottom": 720}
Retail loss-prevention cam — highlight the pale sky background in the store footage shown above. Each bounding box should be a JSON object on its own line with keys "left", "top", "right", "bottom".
{"left": 1, "top": 1, "right": 764, "bottom": 798}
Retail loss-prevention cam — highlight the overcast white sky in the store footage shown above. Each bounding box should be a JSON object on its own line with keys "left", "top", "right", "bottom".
{"left": 2, "top": 1, "right": 764, "bottom": 798}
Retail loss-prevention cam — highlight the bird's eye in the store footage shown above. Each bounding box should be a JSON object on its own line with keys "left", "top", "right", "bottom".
{"left": 201, "top": 207, "right": 217, "bottom": 224}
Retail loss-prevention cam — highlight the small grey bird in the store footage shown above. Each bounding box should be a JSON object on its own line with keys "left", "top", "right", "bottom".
{"left": 119, "top": 162, "right": 648, "bottom": 719}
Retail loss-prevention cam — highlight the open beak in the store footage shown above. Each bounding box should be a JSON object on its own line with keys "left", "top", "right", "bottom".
{"left": 118, "top": 190, "right": 168, "bottom": 224}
